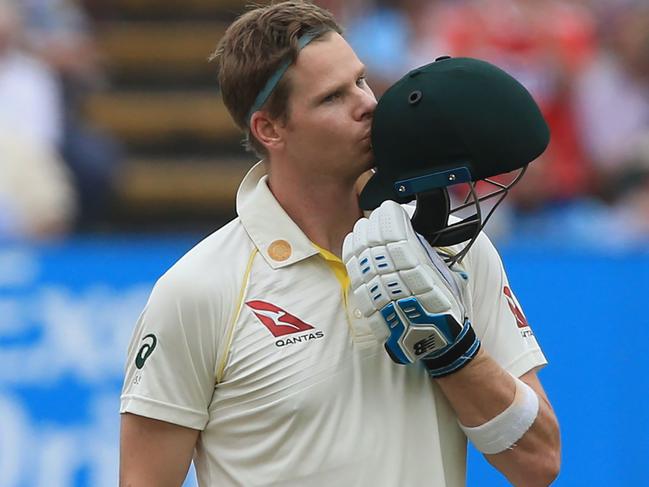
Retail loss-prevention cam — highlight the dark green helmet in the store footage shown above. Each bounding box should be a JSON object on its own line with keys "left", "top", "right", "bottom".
{"left": 360, "top": 56, "right": 550, "bottom": 260}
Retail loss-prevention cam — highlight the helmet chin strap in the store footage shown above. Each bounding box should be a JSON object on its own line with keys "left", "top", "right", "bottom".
{"left": 411, "top": 165, "right": 528, "bottom": 266}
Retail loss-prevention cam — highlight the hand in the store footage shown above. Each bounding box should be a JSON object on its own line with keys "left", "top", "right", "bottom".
{"left": 343, "top": 200, "right": 481, "bottom": 377}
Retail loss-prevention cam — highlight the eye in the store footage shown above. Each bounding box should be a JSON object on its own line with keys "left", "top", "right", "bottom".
{"left": 356, "top": 75, "right": 367, "bottom": 87}
{"left": 323, "top": 91, "right": 342, "bottom": 103}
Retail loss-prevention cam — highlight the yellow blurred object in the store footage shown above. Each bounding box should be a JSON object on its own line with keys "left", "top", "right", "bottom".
{"left": 84, "top": 91, "right": 238, "bottom": 142}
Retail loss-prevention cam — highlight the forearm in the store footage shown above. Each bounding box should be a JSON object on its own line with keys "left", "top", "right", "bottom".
{"left": 435, "top": 349, "right": 561, "bottom": 486}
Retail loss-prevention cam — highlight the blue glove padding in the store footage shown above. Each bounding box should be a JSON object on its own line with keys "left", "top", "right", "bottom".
{"left": 381, "top": 297, "right": 480, "bottom": 377}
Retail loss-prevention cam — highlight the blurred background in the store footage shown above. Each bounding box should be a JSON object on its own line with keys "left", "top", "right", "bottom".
{"left": 0, "top": 0, "right": 647, "bottom": 485}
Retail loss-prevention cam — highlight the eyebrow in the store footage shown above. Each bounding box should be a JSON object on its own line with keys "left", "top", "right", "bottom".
{"left": 312, "top": 64, "right": 367, "bottom": 104}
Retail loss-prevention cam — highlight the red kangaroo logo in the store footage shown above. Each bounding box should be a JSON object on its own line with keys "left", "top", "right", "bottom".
{"left": 246, "top": 300, "right": 315, "bottom": 337}
{"left": 503, "top": 286, "right": 529, "bottom": 329}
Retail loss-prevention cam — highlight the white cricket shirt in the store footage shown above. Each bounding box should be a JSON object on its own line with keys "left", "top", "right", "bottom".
{"left": 120, "top": 162, "right": 547, "bottom": 486}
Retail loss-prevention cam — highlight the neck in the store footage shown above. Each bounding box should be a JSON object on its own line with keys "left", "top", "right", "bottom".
{"left": 267, "top": 162, "right": 362, "bottom": 258}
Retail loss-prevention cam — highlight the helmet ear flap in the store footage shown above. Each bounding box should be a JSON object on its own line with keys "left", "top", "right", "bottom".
{"left": 411, "top": 189, "right": 449, "bottom": 240}
{"left": 429, "top": 215, "right": 481, "bottom": 248}
{"left": 411, "top": 189, "right": 480, "bottom": 248}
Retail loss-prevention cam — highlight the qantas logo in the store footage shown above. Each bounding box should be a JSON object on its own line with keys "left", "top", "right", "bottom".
{"left": 503, "top": 286, "right": 530, "bottom": 329}
{"left": 246, "top": 300, "right": 315, "bottom": 337}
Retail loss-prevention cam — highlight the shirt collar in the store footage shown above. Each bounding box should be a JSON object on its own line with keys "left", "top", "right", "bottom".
{"left": 236, "top": 161, "right": 319, "bottom": 269}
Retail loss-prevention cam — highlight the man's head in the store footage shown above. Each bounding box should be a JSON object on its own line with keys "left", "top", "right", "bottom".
{"left": 211, "top": 1, "right": 343, "bottom": 157}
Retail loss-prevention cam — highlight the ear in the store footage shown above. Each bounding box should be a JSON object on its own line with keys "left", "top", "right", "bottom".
{"left": 250, "top": 112, "right": 284, "bottom": 151}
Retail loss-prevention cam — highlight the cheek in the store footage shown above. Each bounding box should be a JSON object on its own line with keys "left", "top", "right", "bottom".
{"left": 302, "top": 117, "right": 351, "bottom": 151}
{"left": 324, "top": 113, "right": 360, "bottom": 144}
{"left": 287, "top": 106, "right": 361, "bottom": 161}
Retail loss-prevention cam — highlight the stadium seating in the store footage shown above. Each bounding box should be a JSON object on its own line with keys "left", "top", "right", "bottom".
{"left": 84, "top": 0, "right": 257, "bottom": 226}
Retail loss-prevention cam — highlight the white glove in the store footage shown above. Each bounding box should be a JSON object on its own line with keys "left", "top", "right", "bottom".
{"left": 343, "top": 200, "right": 481, "bottom": 377}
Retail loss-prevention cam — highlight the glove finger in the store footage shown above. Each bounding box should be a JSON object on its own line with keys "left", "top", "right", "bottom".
{"left": 346, "top": 255, "right": 365, "bottom": 290}
{"left": 370, "top": 245, "right": 394, "bottom": 274}
{"left": 375, "top": 200, "right": 410, "bottom": 243}
{"left": 351, "top": 284, "right": 379, "bottom": 316}
{"left": 351, "top": 217, "right": 370, "bottom": 257}
{"left": 379, "top": 272, "right": 409, "bottom": 300}
{"left": 357, "top": 248, "right": 377, "bottom": 283}
{"left": 366, "top": 275, "right": 391, "bottom": 310}
{"left": 342, "top": 231, "right": 355, "bottom": 264}
{"left": 416, "top": 288, "right": 453, "bottom": 315}
{"left": 366, "top": 206, "right": 384, "bottom": 246}
{"left": 399, "top": 265, "right": 436, "bottom": 295}
{"left": 386, "top": 241, "right": 419, "bottom": 271}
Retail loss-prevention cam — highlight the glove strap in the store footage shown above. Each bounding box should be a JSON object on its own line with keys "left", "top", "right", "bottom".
{"left": 422, "top": 320, "right": 481, "bottom": 378}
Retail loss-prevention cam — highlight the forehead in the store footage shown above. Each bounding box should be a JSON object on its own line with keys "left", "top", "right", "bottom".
{"left": 288, "top": 32, "right": 363, "bottom": 98}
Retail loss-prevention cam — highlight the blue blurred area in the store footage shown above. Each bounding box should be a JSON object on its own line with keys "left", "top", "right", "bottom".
{"left": 468, "top": 241, "right": 649, "bottom": 486}
{"left": 0, "top": 236, "right": 647, "bottom": 486}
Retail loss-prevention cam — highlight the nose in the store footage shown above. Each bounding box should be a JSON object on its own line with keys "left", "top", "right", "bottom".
{"left": 355, "top": 85, "right": 377, "bottom": 122}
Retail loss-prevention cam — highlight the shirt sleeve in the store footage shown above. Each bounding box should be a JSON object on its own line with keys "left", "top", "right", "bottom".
{"left": 120, "top": 271, "right": 224, "bottom": 430}
{"left": 464, "top": 233, "right": 548, "bottom": 378}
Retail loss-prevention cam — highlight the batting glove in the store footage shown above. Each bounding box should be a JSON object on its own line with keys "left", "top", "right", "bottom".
{"left": 343, "top": 200, "right": 481, "bottom": 377}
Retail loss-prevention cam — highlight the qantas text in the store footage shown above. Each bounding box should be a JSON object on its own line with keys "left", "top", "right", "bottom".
{"left": 275, "top": 331, "right": 325, "bottom": 348}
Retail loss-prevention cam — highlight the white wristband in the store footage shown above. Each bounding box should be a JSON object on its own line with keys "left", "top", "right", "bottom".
{"left": 459, "top": 374, "right": 539, "bottom": 454}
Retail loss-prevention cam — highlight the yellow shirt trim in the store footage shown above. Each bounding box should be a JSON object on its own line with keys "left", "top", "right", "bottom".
{"left": 216, "top": 248, "right": 258, "bottom": 383}
{"left": 312, "top": 243, "right": 350, "bottom": 292}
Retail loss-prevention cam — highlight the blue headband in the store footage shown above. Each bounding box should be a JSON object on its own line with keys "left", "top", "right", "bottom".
{"left": 247, "top": 32, "right": 318, "bottom": 124}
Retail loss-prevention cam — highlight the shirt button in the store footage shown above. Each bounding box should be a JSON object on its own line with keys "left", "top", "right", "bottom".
{"left": 353, "top": 308, "right": 363, "bottom": 319}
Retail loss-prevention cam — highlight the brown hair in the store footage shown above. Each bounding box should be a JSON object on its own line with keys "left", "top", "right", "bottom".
{"left": 210, "top": 1, "right": 342, "bottom": 156}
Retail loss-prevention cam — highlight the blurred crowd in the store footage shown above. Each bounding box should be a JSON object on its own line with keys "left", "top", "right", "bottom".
{"left": 0, "top": 0, "right": 120, "bottom": 240}
{"left": 1, "top": 0, "right": 648, "bottom": 247}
